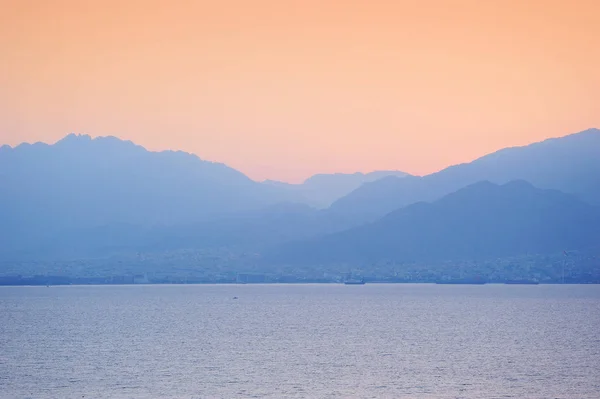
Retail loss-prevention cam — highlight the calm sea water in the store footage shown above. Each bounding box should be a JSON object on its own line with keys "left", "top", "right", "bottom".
{"left": 1, "top": 284, "right": 599, "bottom": 399}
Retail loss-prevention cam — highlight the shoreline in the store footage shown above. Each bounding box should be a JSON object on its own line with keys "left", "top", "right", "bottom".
{"left": 1, "top": 281, "right": 598, "bottom": 287}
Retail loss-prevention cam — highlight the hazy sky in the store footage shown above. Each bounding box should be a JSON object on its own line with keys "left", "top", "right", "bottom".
{"left": 1, "top": 0, "right": 598, "bottom": 182}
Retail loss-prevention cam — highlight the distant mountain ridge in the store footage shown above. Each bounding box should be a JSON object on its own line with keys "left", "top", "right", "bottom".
{"left": 328, "top": 128, "right": 600, "bottom": 222}
{"left": 269, "top": 180, "right": 600, "bottom": 265}
{"left": 264, "top": 170, "right": 409, "bottom": 208}
{"left": 0, "top": 134, "right": 305, "bottom": 252}
{"left": 2, "top": 128, "right": 600, "bottom": 269}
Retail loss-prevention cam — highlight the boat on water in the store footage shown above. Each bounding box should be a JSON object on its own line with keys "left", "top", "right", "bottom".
{"left": 344, "top": 278, "right": 365, "bottom": 285}
{"left": 435, "top": 278, "right": 486, "bottom": 285}
{"left": 504, "top": 279, "right": 539, "bottom": 285}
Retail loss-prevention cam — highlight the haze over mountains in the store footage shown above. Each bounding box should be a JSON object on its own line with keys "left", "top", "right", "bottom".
{"left": 329, "top": 128, "right": 600, "bottom": 223}
{"left": 0, "top": 134, "right": 301, "bottom": 255}
{"left": 1, "top": 128, "right": 600, "bottom": 275}
{"left": 265, "top": 170, "right": 409, "bottom": 208}
{"left": 0, "top": 134, "right": 385, "bottom": 257}
{"left": 271, "top": 180, "right": 600, "bottom": 265}
{"left": 0, "top": 134, "right": 299, "bottom": 225}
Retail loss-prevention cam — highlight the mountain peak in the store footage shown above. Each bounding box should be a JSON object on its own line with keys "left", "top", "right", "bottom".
{"left": 0, "top": 133, "right": 305, "bottom": 233}
{"left": 56, "top": 133, "right": 92, "bottom": 144}
{"left": 329, "top": 128, "right": 600, "bottom": 222}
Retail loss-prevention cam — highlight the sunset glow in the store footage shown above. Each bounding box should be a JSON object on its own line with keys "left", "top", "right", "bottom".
{"left": 1, "top": 0, "right": 598, "bottom": 182}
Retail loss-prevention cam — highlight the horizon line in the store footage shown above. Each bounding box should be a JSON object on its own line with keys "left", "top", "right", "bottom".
{"left": 2, "top": 127, "right": 598, "bottom": 184}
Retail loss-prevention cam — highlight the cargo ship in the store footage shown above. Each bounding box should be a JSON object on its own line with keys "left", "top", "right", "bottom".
{"left": 344, "top": 278, "right": 365, "bottom": 285}
{"left": 435, "top": 278, "right": 486, "bottom": 285}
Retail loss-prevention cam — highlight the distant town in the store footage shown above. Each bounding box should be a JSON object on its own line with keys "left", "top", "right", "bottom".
{"left": 1, "top": 248, "right": 598, "bottom": 286}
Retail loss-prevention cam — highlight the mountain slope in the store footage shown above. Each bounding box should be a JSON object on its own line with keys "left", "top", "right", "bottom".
{"left": 0, "top": 134, "right": 302, "bottom": 245}
{"left": 5, "top": 202, "right": 358, "bottom": 260}
{"left": 329, "top": 128, "right": 600, "bottom": 222}
{"left": 270, "top": 181, "right": 600, "bottom": 265}
{"left": 265, "top": 170, "right": 409, "bottom": 208}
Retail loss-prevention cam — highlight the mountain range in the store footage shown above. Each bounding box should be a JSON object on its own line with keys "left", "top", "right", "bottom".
{"left": 0, "top": 134, "right": 295, "bottom": 225}
{"left": 0, "top": 134, "right": 293, "bottom": 254}
{"left": 269, "top": 180, "right": 600, "bottom": 265}
{"left": 0, "top": 134, "right": 386, "bottom": 257}
{"left": 1, "top": 128, "right": 600, "bottom": 270}
{"left": 329, "top": 128, "right": 600, "bottom": 223}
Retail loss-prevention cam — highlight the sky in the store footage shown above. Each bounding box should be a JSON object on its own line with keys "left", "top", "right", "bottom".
{"left": 1, "top": 0, "right": 599, "bottom": 183}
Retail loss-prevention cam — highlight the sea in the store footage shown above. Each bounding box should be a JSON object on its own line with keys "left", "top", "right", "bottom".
{"left": 1, "top": 284, "right": 599, "bottom": 399}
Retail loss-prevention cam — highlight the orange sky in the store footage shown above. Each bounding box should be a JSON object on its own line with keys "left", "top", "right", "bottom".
{"left": 1, "top": 0, "right": 598, "bottom": 183}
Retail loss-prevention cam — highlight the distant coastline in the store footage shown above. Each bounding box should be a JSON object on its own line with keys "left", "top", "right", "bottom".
{"left": 1, "top": 278, "right": 597, "bottom": 287}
